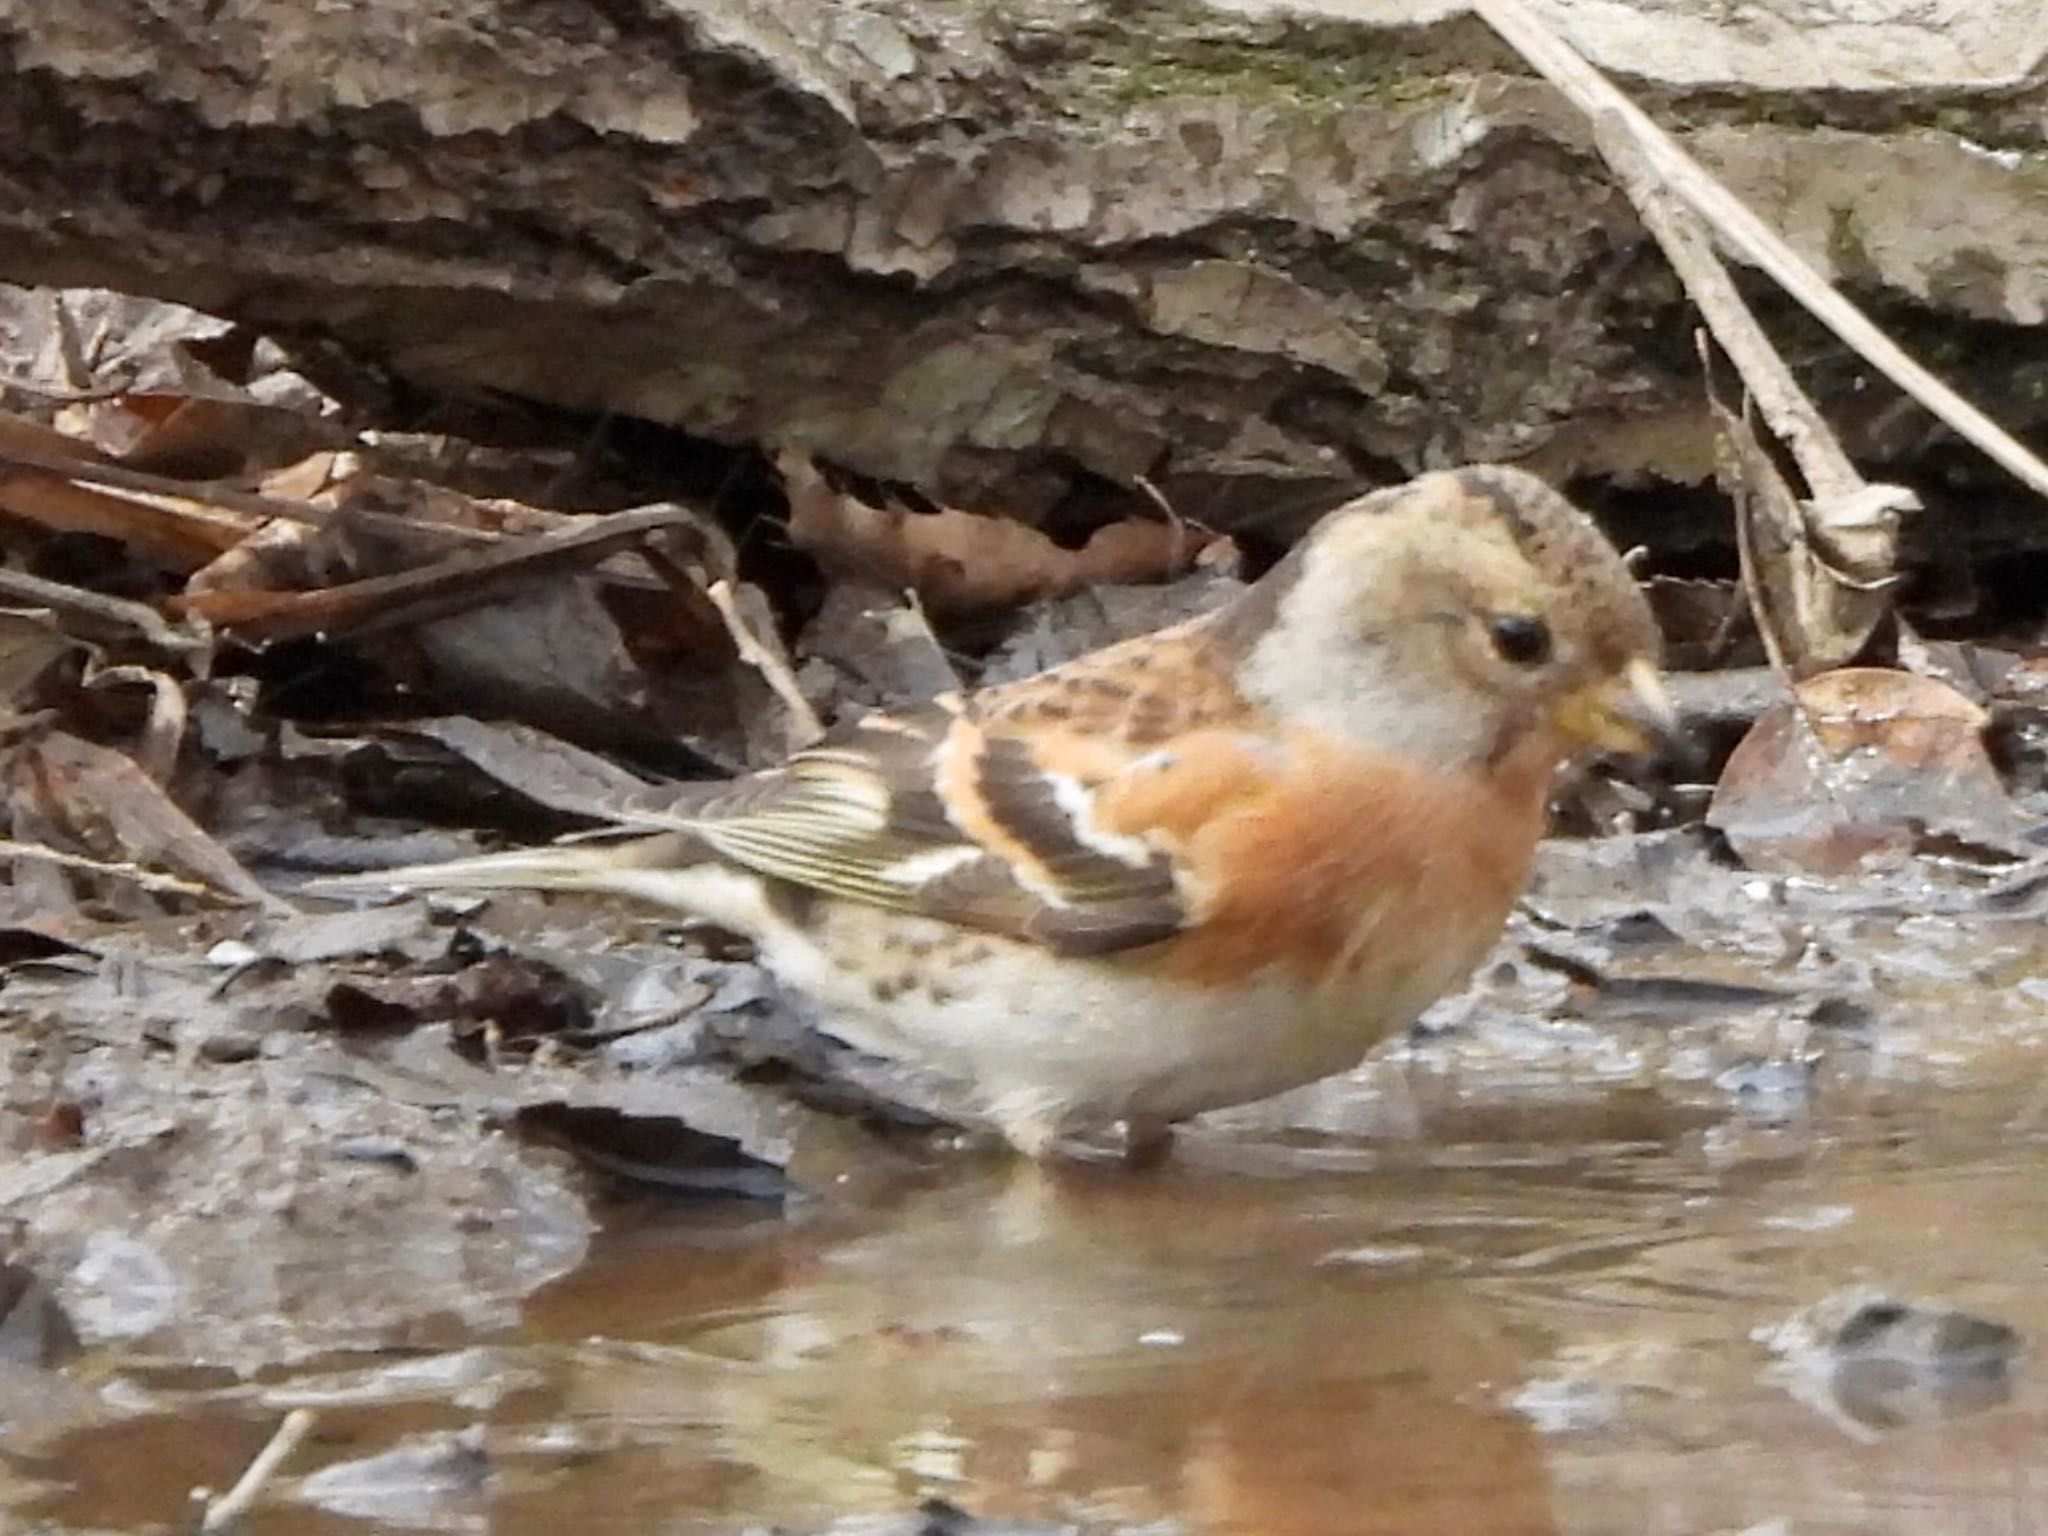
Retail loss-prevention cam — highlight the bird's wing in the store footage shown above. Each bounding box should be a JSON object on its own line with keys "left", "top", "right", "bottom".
{"left": 639, "top": 655, "right": 1256, "bottom": 955}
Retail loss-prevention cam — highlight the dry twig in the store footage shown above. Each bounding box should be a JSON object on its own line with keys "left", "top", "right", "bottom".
{"left": 0, "top": 838, "right": 215, "bottom": 899}
{"left": 0, "top": 567, "right": 208, "bottom": 655}
{"left": 1603, "top": 122, "right": 1906, "bottom": 675}
{"left": 195, "top": 1408, "right": 318, "bottom": 1532}
{"left": 1467, "top": 0, "right": 2048, "bottom": 505}
{"left": 1463, "top": 0, "right": 1942, "bottom": 676}
{"left": 705, "top": 577, "right": 826, "bottom": 745}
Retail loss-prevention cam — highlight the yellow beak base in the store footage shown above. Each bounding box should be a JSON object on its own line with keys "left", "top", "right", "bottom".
{"left": 1555, "top": 658, "right": 1681, "bottom": 756}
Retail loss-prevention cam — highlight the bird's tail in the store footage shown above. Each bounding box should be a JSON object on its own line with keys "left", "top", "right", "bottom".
{"left": 305, "top": 831, "right": 704, "bottom": 901}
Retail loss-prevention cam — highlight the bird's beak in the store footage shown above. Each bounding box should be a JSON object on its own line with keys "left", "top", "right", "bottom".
{"left": 1554, "top": 657, "right": 1684, "bottom": 757}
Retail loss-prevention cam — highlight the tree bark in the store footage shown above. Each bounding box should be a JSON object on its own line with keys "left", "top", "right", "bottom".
{"left": 0, "top": 0, "right": 2044, "bottom": 531}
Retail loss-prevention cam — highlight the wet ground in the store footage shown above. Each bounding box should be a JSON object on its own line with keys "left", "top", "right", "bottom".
{"left": 7, "top": 264, "right": 2048, "bottom": 1535}
{"left": 7, "top": 828, "right": 2048, "bottom": 1535}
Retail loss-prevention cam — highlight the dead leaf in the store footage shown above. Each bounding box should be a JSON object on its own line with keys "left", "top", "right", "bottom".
{"left": 1707, "top": 667, "right": 2026, "bottom": 875}
{"left": 0, "top": 609, "right": 76, "bottom": 712}
{"left": 413, "top": 576, "right": 648, "bottom": 725}
{"left": 252, "top": 903, "right": 437, "bottom": 966}
{"left": 2, "top": 285, "right": 343, "bottom": 477}
{"left": 8, "top": 730, "right": 282, "bottom": 907}
{"left": 510, "top": 1102, "right": 789, "bottom": 1199}
{"left": 0, "top": 459, "right": 256, "bottom": 568}
{"left": 380, "top": 718, "right": 663, "bottom": 824}
{"left": 82, "top": 666, "right": 188, "bottom": 783}
{"left": 293, "top": 1426, "right": 492, "bottom": 1528}
{"left": 799, "top": 584, "right": 963, "bottom": 710}
{"left": 0, "top": 420, "right": 372, "bottom": 563}
{"left": 780, "top": 454, "right": 1209, "bottom": 617}
{"left": 980, "top": 560, "right": 1248, "bottom": 684}
{"left": 1709, "top": 363, "right": 1911, "bottom": 680}
{"left": 0, "top": 399, "right": 254, "bottom": 567}
{"left": 258, "top": 451, "right": 344, "bottom": 503}
{"left": 183, "top": 517, "right": 333, "bottom": 598}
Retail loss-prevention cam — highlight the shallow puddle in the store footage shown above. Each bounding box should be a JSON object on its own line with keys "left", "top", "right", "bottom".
{"left": 16, "top": 1045, "right": 2048, "bottom": 1536}
{"left": 15, "top": 839, "right": 2048, "bottom": 1535}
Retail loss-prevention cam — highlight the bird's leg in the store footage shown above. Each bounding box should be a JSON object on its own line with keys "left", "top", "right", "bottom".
{"left": 987, "top": 1090, "right": 1071, "bottom": 1162}
{"left": 1117, "top": 1117, "right": 1177, "bottom": 1168}
{"left": 998, "top": 1115, "right": 1176, "bottom": 1167}
{"left": 987, "top": 1093, "right": 1173, "bottom": 1167}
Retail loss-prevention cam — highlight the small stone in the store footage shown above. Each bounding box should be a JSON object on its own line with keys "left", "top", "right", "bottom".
{"left": 196, "top": 1029, "right": 263, "bottom": 1064}
{"left": 331, "top": 1138, "right": 420, "bottom": 1172}
{"left": 1715, "top": 1053, "right": 1819, "bottom": 1114}
{"left": 1509, "top": 1375, "right": 1621, "bottom": 1434}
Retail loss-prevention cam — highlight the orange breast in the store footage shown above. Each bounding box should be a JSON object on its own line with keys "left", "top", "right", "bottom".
{"left": 1098, "top": 729, "right": 1555, "bottom": 990}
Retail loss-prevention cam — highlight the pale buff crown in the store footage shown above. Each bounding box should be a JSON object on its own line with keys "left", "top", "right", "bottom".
{"left": 1221, "top": 465, "right": 1662, "bottom": 770}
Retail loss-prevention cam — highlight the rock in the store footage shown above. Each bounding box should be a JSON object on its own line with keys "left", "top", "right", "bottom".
{"left": 1708, "top": 668, "right": 2028, "bottom": 875}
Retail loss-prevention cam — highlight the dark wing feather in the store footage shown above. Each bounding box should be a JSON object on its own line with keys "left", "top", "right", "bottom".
{"left": 614, "top": 703, "right": 1192, "bottom": 956}
{"left": 956, "top": 733, "right": 1185, "bottom": 951}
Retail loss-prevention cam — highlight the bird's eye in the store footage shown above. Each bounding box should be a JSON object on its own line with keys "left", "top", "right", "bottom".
{"left": 1489, "top": 615, "right": 1552, "bottom": 666}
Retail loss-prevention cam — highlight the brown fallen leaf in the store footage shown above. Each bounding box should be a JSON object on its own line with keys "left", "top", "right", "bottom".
{"left": 0, "top": 402, "right": 248, "bottom": 566}
{"left": 7, "top": 285, "right": 344, "bottom": 476}
{"left": 0, "top": 428, "right": 363, "bottom": 560}
{"left": 0, "top": 460, "right": 256, "bottom": 568}
{"left": 780, "top": 453, "right": 1209, "bottom": 617}
{"left": 7, "top": 729, "right": 283, "bottom": 907}
{"left": 1707, "top": 667, "right": 2028, "bottom": 875}
{"left": 980, "top": 555, "right": 1248, "bottom": 684}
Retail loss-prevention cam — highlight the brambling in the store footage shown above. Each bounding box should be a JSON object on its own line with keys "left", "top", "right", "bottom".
{"left": 319, "top": 466, "right": 1672, "bottom": 1158}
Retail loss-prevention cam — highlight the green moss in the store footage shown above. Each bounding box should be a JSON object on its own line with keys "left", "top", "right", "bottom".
{"left": 1001, "top": 0, "right": 1453, "bottom": 123}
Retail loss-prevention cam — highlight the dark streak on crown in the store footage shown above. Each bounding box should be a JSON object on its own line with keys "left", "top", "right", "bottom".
{"left": 1450, "top": 465, "right": 1550, "bottom": 555}
{"left": 1447, "top": 465, "right": 1661, "bottom": 672}
{"left": 1200, "top": 524, "right": 1315, "bottom": 665}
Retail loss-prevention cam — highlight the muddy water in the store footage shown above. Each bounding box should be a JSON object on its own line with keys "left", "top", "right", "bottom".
{"left": 19, "top": 845, "right": 2048, "bottom": 1535}
{"left": 20, "top": 1047, "right": 2048, "bottom": 1536}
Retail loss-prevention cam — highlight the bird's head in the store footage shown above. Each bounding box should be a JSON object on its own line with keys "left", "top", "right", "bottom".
{"left": 1217, "top": 465, "right": 1674, "bottom": 774}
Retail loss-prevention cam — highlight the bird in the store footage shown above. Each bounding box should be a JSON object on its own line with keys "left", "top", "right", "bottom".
{"left": 315, "top": 465, "right": 1674, "bottom": 1159}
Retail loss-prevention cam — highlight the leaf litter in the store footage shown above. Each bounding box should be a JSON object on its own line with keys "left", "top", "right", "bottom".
{"left": 0, "top": 248, "right": 2045, "bottom": 1536}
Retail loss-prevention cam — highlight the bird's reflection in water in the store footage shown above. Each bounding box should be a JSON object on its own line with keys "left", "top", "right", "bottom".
{"left": 525, "top": 1152, "right": 1562, "bottom": 1536}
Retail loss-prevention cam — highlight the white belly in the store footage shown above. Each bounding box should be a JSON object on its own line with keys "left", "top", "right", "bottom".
{"left": 597, "top": 861, "right": 1502, "bottom": 1152}
{"left": 755, "top": 900, "right": 1484, "bottom": 1151}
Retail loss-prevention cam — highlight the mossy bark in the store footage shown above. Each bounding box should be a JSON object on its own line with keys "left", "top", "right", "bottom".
{"left": 0, "top": 0, "right": 2043, "bottom": 535}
